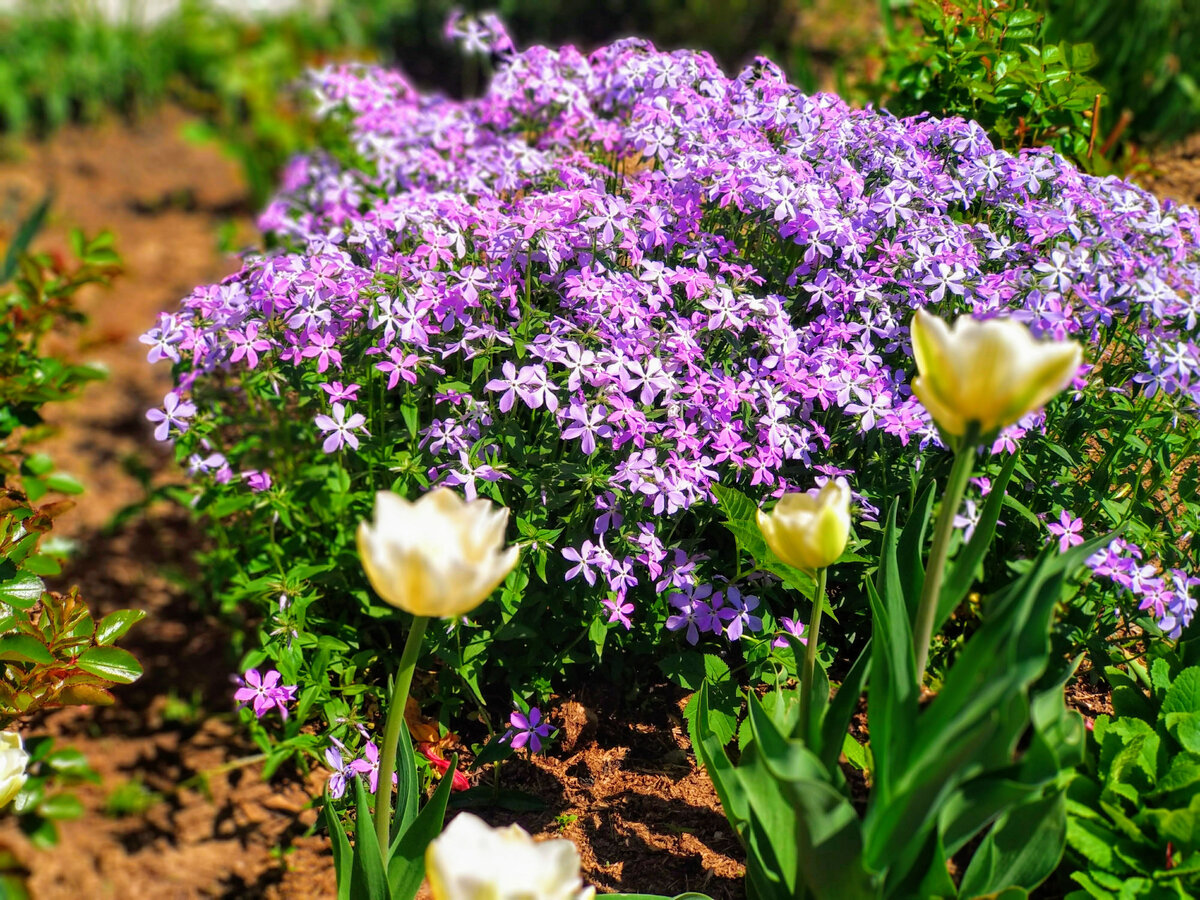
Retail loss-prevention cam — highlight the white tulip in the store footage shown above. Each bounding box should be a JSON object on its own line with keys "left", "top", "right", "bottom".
{"left": 357, "top": 488, "right": 519, "bottom": 618}
{"left": 0, "top": 732, "right": 28, "bottom": 808}
{"left": 426, "top": 813, "right": 595, "bottom": 900}
{"left": 757, "top": 477, "right": 852, "bottom": 572}
{"left": 910, "top": 309, "right": 1082, "bottom": 439}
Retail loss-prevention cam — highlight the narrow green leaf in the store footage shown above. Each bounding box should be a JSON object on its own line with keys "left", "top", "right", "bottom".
{"left": 349, "top": 777, "right": 390, "bottom": 900}
{"left": 939, "top": 450, "right": 1020, "bottom": 626}
{"left": 388, "top": 756, "right": 460, "bottom": 898}
{"left": 324, "top": 799, "right": 354, "bottom": 900}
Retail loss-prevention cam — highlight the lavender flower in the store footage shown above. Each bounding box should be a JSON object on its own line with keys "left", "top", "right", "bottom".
{"left": 146, "top": 391, "right": 196, "bottom": 442}
{"left": 234, "top": 668, "right": 298, "bottom": 720}
{"left": 314, "top": 402, "right": 369, "bottom": 452}
{"left": 1047, "top": 511, "right": 1085, "bottom": 553}
{"left": 504, "top": 707, "right": 554, "bottom": 753}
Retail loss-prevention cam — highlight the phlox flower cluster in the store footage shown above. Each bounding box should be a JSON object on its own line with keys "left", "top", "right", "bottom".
{"left": 146, "top": 26, "right": 1199, "bottom": 647}
{"left": 1087, "top": 538, "right": 1199, "bottom": 640}
{"left": 324, "top": 733, "right": 397, "bottom": 799}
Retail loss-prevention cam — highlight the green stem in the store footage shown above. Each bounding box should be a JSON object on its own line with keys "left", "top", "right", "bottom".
{"left": 372, "top": 614, "right": 430, "bottom": 861}
{"left": 913, "top": 434, "right": 978, "bottom": 686}
{"left": 800, "top": 567, "right": 828, "bottom": 743}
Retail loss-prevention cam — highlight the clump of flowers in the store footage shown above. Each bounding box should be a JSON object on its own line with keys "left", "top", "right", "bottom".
{"left": 145, "top": 21, "right": 1200, "bottom": 765}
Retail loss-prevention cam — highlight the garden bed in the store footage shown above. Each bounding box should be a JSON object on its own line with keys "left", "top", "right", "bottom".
{"left": 0, "top": 85, "right": 1197, "bottom": 896}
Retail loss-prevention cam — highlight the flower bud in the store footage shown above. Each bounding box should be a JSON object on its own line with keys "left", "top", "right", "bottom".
{"left": 426, "top": 812, "right": 595, "bottom": 900}
{"left": 910, "top": 309, "right": 1082, "bottom": 439}
{"left": 757, "top": 477, "right": 851, "bottom": 572}
{"left": 0, "top": 732, "right": 28, "bottom": 808}
{"left": 357, "top": 488, "right": 519, "bottom": 618}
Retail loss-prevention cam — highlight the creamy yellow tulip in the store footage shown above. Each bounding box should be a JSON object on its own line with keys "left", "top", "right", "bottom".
{"left": 756, "top": 477, "right": 851, "bottom": 572}
{"left": 0, "top": 732, "right": 28, "bottom": 808}
{"left": 910, "top": 309, "right": 1082, "bottom": 438}
{"left": 357, "top": 488, "right": 519, "bottom": 618}
{"left": 426, "top": 812, "right": 595, "bottom": 900}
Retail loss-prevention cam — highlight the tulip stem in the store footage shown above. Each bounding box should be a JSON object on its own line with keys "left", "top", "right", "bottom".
{"left": 800, "top": 566, "right": 828, "bottom": 743}
{"left": 913, "top": 436, "right": 978, "bottom": 686}
{"left": 373, "top": 614, "right": 430, "bottom": 861}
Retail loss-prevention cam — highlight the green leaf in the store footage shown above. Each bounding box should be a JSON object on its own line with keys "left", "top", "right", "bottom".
{"left": 349, "top": 777, "right": 390, "bottom": 900}
{"left": 75, "top": 647, "right": 143, "bottom": 684}
{"left": 0, "top": 634, "right": 53, "bottom": 665}
{"left": 95, "top": 610, "right": 146, "bottom": 645}
{"left": 324, "top": 799, "right": 353, "bottom": 900}
{"left": 1166, "top": 711, "right": 1200, "bottom": 754}
{"left": 1163, "top": 668, "right": 1200, "bottom": 716}
{"left": 43, "top": 473, "right": 84, "bottom": 495}
{"left": 1, "top": 193, "right": 51, "bottom": 284}
{"left": 958, "top": 790, "right": 1067, "bottom": 896}
{"left": 388, "top": 755, "right": 459, "bottom": 898}
{"left": 939, "top": 450, "right": 1020, "bottom": 626}
{"left": 44, "top": 748, "right": 98, "bottom": 782}
{"left": 37, "top": 792, "right": 84, "bottom": 820}
{"left": 0, "top": 573, "right": 45, "bottom": 609}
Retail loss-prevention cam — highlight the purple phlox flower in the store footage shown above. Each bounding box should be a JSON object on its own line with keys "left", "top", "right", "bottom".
{"left": 228, "top": 321, "right": 272, "bottom": 369}
{"left": 562, "top": 539, "right": 601, "bottom": 586}
{"left": 1161, "top": 570, "right": 1200, "bottom": 639}
{"left": 603, "top": 596, "right": 635, "bottom": 630}
{"left": 314, "top": 402, "right": 370, "bottom": 453}
{"left": 772, "top": 617, "right": 807, "bottom": 649}
{"left": 146, "top": 391, "right": 196, "bottom": 442}
{"left": 1046, "top": 510, "right": 1085, "bottom": 553}
{"left": 504, "top": 707, "right": 554, "bottom": 753}
{"left": 722, "top": 586, "right": 762, "bottom": 641}
{"left": 438, "top": 449, "right": 509, "bottom": 501}
{"left": 561, "top": 402, "right": 612, "bottom": 455}
{"left": 140, "top": 312, "right": 184, "bottom": 363}
{"left": 352, "top": 740, "right": 396, "bottom": 793}
{"left": 187, "top": 451, "right": 227, "bottom": 477}
{"left": 954, "top": 499, "right": 981, "bottom": 542}
{"left": 377, "top": 347, "right": 421, "bottom": 389}
{"left": 233, "top": 668, "right": 298, "bottom": 720}
{"left": 665, "top": 584, "right": 714, "bottom": 645}
{"left": 593, "top": 491, "right": 624, "bottom": 534}
{"left": 320, "top": 381, "right": 361, "bottom": 403}
{"left": 325, "top": 737, "right": 363, "bottom": 799}
{"left": 302, "top": 329, "right": 343, "bottom": 373}
{"left": 242, "top": 470, "right": 272, "bottom": 492}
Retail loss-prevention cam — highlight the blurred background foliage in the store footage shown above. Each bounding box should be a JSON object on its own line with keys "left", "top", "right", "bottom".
{"left": 0, "top": 0, "right": 1196, "bottom": 203}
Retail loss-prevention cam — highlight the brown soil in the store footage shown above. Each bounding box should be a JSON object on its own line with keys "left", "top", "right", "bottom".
{"left": 0, "top": 107, "right": 743, "bottom": 899}
{"left": 1142, "top": 131, "right": 1200, "bottom": 207}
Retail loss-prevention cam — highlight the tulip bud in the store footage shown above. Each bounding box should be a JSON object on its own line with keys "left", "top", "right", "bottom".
{"left": 357, "top": 488, "right": 519, "bottom": 618}
{"left": 757, "top": 477, "right": 851, "bottom": 572}
{"left": 910, "top": 309, "right": 1082, "bottom": 440}
{"left": 426, "top": 812, "right": 595, "bottom": 900}
{"left": 0, "top": 732, "right": 28, "bottom": 808}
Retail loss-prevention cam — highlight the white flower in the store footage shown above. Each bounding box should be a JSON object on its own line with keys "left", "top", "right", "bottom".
{"left": 0, "top": 732, "right": 29, "bottom": 808}
{"left": 910, "top": 309, "right": 1082, "bottom": 438}
{"left": 757, "top": 477, "right": 852, "bottom": 572}
{"left": 426, "top": 813, "right": 595, "bottom": 900}
{"left": 357, "top": 488, "right": 519, "bottom": 618}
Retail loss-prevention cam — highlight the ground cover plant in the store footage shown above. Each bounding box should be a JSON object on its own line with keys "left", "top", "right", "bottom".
{"left": 131, "top": 12, "right": 1200, "bottom": 893}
